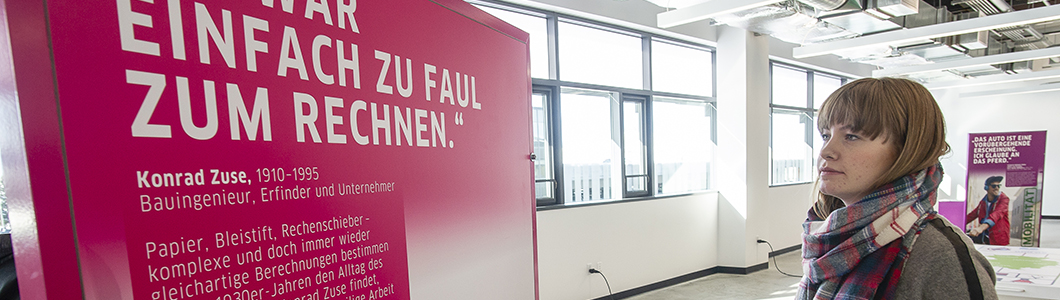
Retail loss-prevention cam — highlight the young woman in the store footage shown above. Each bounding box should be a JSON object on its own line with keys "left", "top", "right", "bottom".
{"left": 797, "top": 78, "right": 998, "bottom": 299}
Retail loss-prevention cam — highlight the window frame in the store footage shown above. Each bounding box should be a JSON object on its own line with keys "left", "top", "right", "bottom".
{"left": 621, "top": 94, "right": 651, "bottom": 198}
{"left": 533, "top": 86, "right": 560, "bottom": 206}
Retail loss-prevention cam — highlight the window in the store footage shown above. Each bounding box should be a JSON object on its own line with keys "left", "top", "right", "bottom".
{"left": 560, "top": 88, "right": 621, "bottom": 202}
{"left": 558, "top": 21, "right": 643, "bottom": 89}
{"left": 652, "top": 39, "right": 713, "bottom": 97}
{"left": 771, "top": 109, "right": 813, "bottom": 185}
{"left": 769, "top": 62, "right": 847, "bottom": 186}
{"left": 813, "top": 74, "right": 842, "bottom": 110}
{"left": 532, "top": 89, "right": 556, "bottom": 205}
{"left": 771, "top": 66, "right": 808, "bottom": 108}
{"left": 812, "top": 73, "right": 843, "bottom": 164}
{"left": 653, "top": 97, "right": 713, "bottom": 194}
{"left": 473, "top": 5, "right": 550, "bottom": 79}
{"left": 472, "top": 0, "right": 716, "bottom": 206}
{"left": 622, "top": 97, "right": 649, "bottom": 198}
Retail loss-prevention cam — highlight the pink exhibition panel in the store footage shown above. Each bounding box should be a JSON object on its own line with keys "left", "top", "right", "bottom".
{"left": 0, "top": 0, "right": 535, "bottom": 299}
{"left": 962, "top": 131, "right": 1047, "bottom": 247}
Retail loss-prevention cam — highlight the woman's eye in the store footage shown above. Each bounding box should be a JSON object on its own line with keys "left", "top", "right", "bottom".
{"left": 821, "top": 134, "right": 830, "bottom": 141}
{"left": 845, "top": 134, "right": 860, "bottom": 141}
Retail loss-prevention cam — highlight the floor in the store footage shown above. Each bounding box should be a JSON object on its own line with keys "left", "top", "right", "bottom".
{"left": 624, "top": 219, "right": 1060, "bottom": 300}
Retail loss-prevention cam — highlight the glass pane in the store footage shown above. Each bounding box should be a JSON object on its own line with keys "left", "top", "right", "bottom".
{"left": 623, "top": 101, "right": 646, "bottom": 176}
{"left": 771, "top": 109, "right": 813, "bottom": 185}
{"left": 813, "top": 74, "right": 842, "bottom": 110}
{"left": 559, "top": 21, "right": 642, "bottom": 89}
{"left": 653, "top": 97, "right": 712, "bottom": 194}
{"left": 772, "top": 65, "right": 808, "bottom": 107}
{"left": 532, "top": 92, "right": 552, "bottom": 182}
{"left": 475, "top": 6, "right": 549, "bottom": 79}
{"left": 651, "top": 40, "right": 713, "bottom": 96}
{"left": 561, "top": 88, "right": 622, "bottom": 202}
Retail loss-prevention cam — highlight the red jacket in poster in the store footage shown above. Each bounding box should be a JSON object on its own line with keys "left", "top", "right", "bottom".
{"left": 966, "top": 192, "right": 1010, "bottom": 245}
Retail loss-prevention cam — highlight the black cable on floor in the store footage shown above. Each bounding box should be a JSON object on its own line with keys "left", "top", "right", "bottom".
{"left": 757, "top": 239, "right": 803, "bottom": 278}
{"left": 589, "top": 268, "right": 616, "bottom": 300}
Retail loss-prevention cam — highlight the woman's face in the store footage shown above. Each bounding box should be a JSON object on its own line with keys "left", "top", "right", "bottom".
{"left": 818, "top": 124, "right": 898, "bottom": 206}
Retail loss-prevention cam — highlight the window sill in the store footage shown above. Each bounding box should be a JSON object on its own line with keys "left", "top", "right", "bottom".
{"left": 535, "top": 190, "right": 718, "bottom": 211}
{"left": 769, "top": 181, "right": 814, "bottom": 188}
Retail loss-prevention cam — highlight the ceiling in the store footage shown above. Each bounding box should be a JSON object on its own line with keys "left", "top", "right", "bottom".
{"left": 647, "top": 0, "right": 1060, "bottom": 94}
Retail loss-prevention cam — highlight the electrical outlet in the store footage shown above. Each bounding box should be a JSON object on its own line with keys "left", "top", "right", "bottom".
{"left": 586, "top": 262, "right": 603, "bottom": 274}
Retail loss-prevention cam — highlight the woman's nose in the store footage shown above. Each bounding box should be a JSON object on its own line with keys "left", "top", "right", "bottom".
{"left": 819, "top": 140, "right": 837, "bottom": 160}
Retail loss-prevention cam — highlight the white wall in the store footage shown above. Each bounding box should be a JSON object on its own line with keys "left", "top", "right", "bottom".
{"left": 934, "top": 89, "right": 1060, "bottom": 216}
{"left": 765, "top": 183, "right": 815, "bottom": 250}
{"left": 536, "top": 193, "right": 719, "bottom": 300}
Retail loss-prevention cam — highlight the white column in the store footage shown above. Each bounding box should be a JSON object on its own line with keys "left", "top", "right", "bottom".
{"left": 715, "top": 25, "right": 771, "bottom": 268}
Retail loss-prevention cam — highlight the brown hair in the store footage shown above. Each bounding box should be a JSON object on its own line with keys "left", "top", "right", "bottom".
{"left": 812, "top": 77, "right": 950, "bottom": 219}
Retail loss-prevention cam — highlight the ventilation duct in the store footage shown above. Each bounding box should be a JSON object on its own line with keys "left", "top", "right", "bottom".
{"left": 897, "top": 2, "right": 949, "bottom": 28}
{"left": 952, "top": 0, "right": 1013, "bottom": 15}
{"left": 651, "top": 0, "right": 1059, "bottom": 82}
{"left": 798, "top": 0, "right": 852, "bottom": 11}
{"left": 868, "top": 0, "right": 920, "bottom": 18}
{"left": 956, "top": 0, "right": 1053, "bottom": 52}
{"left": 955, "top": 31, "right": 991, "bottom": 50}
{"left": 709, "top": 2, "right": 859, "bottom": 44}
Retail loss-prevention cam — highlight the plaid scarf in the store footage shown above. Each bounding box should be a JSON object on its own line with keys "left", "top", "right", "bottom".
{"left": 797, "top": 164, "right": 942, "bottom": 300}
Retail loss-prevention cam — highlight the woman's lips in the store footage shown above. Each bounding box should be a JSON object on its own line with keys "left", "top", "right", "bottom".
{"left": 819, "top": 167, "right": 842, "bottom": 175}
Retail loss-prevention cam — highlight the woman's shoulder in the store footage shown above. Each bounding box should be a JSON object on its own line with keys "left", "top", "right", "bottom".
{"left": 901, "top": 222, "right": 963, "bottom": 277}
{"left": 894, "top": 217, "right": 998, "bottom": 299}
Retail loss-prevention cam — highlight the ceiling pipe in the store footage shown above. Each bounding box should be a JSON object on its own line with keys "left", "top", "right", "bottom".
{"left": 657, "top": 0, "right": 786, "bottom": 28}
{"left": 798, "top": 0, "right": 849, "bottom": 10}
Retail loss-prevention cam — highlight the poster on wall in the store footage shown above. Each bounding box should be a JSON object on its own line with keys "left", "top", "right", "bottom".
{"left": 964, "top": 131, "right": 1047, "bottom": 247}
{"left": 2, "top": 0, "right": 534, "bottom": 299}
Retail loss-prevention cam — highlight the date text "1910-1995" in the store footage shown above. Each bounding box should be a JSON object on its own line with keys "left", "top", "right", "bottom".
{"left": 257, "top": 167, "right": 319, "bottom": 183}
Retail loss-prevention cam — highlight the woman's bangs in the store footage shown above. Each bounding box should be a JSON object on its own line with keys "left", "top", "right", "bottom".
{"left": 816, "top": 86, "right": 887, "bottom": 141}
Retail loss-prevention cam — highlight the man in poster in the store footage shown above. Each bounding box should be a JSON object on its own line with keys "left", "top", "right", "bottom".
{"left": 966, "top": 176, "right": 1010, "bottom": 245}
